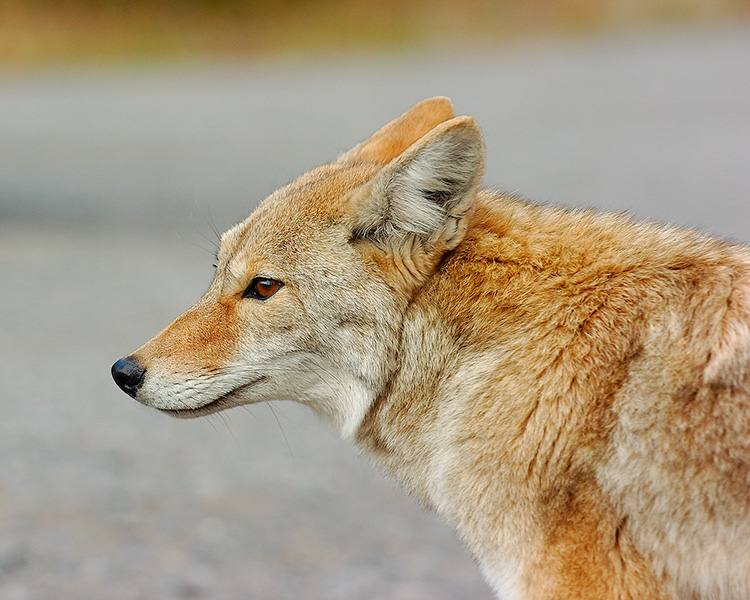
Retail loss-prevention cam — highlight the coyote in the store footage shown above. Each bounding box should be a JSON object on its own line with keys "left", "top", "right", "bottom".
{"left": 113, "top": 97, "right": 750, "bottom": 599}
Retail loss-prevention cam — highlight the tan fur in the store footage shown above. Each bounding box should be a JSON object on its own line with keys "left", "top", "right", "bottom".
{"left": 113, "top": 98, "right": 750, "bottom": 599}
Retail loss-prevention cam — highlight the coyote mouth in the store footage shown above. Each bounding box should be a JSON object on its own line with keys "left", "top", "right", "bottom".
{"left": 159, "top": 377, "right": 267, "bottom": 419}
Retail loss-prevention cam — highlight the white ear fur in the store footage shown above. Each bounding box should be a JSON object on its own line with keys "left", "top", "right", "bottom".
{"left": 352, "top": 116, "right": 485, "bottom": 252}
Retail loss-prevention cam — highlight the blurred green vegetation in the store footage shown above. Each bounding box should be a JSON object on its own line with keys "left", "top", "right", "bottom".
{"left": 1, "top": 0, "right": 749, "bottom": 64}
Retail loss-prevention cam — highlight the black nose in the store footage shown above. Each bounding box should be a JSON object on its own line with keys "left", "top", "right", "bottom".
{"left": 111, "top": 357, "right": 146, "bottom": 398}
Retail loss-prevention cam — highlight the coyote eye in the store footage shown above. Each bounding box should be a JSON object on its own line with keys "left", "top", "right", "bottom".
{"left": 242, "top": 277, "right": 283, "bottom": 300}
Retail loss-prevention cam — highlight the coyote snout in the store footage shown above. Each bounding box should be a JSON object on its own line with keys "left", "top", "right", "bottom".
{"left": 112, "top": 97, "right": 750, "bottom": 600}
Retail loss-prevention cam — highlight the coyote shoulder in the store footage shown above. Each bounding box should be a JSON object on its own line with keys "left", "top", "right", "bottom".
{"left": 113, "top": 97, "right": 750, "bottom": 599}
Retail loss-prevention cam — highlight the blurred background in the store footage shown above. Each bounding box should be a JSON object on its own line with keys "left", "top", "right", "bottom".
{"left": 1, "top": 1, "right": 749, "bottom": 599}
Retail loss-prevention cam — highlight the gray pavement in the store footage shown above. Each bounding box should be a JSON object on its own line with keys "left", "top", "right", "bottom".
{"left": 1, "top": 24, "right": 749, "bottom": 599}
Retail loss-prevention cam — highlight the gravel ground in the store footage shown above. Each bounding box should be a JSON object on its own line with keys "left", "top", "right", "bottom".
{"left": 0, "top": 24, "right": 748, "bottom": 600}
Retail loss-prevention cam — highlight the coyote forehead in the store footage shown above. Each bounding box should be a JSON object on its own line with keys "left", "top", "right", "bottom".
{"left": 113, "top": 97, "right": 750, "bottom": 600}
{"left": 214, "top": 163, "right": 378, "bottom": 281}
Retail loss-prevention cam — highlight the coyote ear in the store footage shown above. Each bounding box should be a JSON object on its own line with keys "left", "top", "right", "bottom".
{"left": 338, "top": 97, "right": 455, "bottom": 165}
{"left": 350, "top": 116, "right": 485, "bottom": 291}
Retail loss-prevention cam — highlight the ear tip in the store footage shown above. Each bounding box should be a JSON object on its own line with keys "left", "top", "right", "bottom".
{"left": 435, "top": 115, "right": 485, "bottom": 150}
{"left": 419, "top": 95, "right": 455, "bottom": 114}
{"left": 338, "top": 97, "right": 457, "bottom": 166}
{"left": 409, "top": 96, "right": 456, "bottom": 126}
{"left": 451, "top": 114, "right": 480, "bottom": 130}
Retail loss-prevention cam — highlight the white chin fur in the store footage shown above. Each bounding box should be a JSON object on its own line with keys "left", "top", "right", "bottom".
{"left": 135, "top": 362, "right": 374, "bottom": 439}
{"left": 135, "top": 370, "right": 255, "bottom": 412}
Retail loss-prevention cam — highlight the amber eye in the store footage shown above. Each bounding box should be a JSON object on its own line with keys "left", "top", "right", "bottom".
{"left": 242, "top": 277, "right": 283, "bottom": 300}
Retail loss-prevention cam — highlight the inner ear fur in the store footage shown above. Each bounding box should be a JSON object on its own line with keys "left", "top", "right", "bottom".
{"left": 338, "top": 97, "right": 456, "bottom": 166}
{"left": 349, "top": 115, "right": 485, "bottom": 285}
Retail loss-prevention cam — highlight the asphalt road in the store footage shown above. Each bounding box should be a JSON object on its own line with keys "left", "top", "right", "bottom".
{"left": 1, "top": 25, "right": 749, "bottom": 600}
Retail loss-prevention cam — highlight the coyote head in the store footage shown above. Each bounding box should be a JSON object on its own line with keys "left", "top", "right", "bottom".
{"left": 112, "top": 97, "right": 485, "bottom": 438}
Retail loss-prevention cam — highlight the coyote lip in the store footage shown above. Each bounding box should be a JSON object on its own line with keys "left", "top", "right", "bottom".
{"left": 158, "top": 377, "right": 267, "bottom": 419}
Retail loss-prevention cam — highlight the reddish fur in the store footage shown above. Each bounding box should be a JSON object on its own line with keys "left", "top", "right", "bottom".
{"left": 120, "top": 98, "right": 750, "bottom": 599}
{"left": 136, "top": 298, "right": 241, "bottom": 375}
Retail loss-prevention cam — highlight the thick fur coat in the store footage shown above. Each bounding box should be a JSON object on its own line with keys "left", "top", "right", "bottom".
{"left": 113, "top": 98, "right": 750, "bottom": 599}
